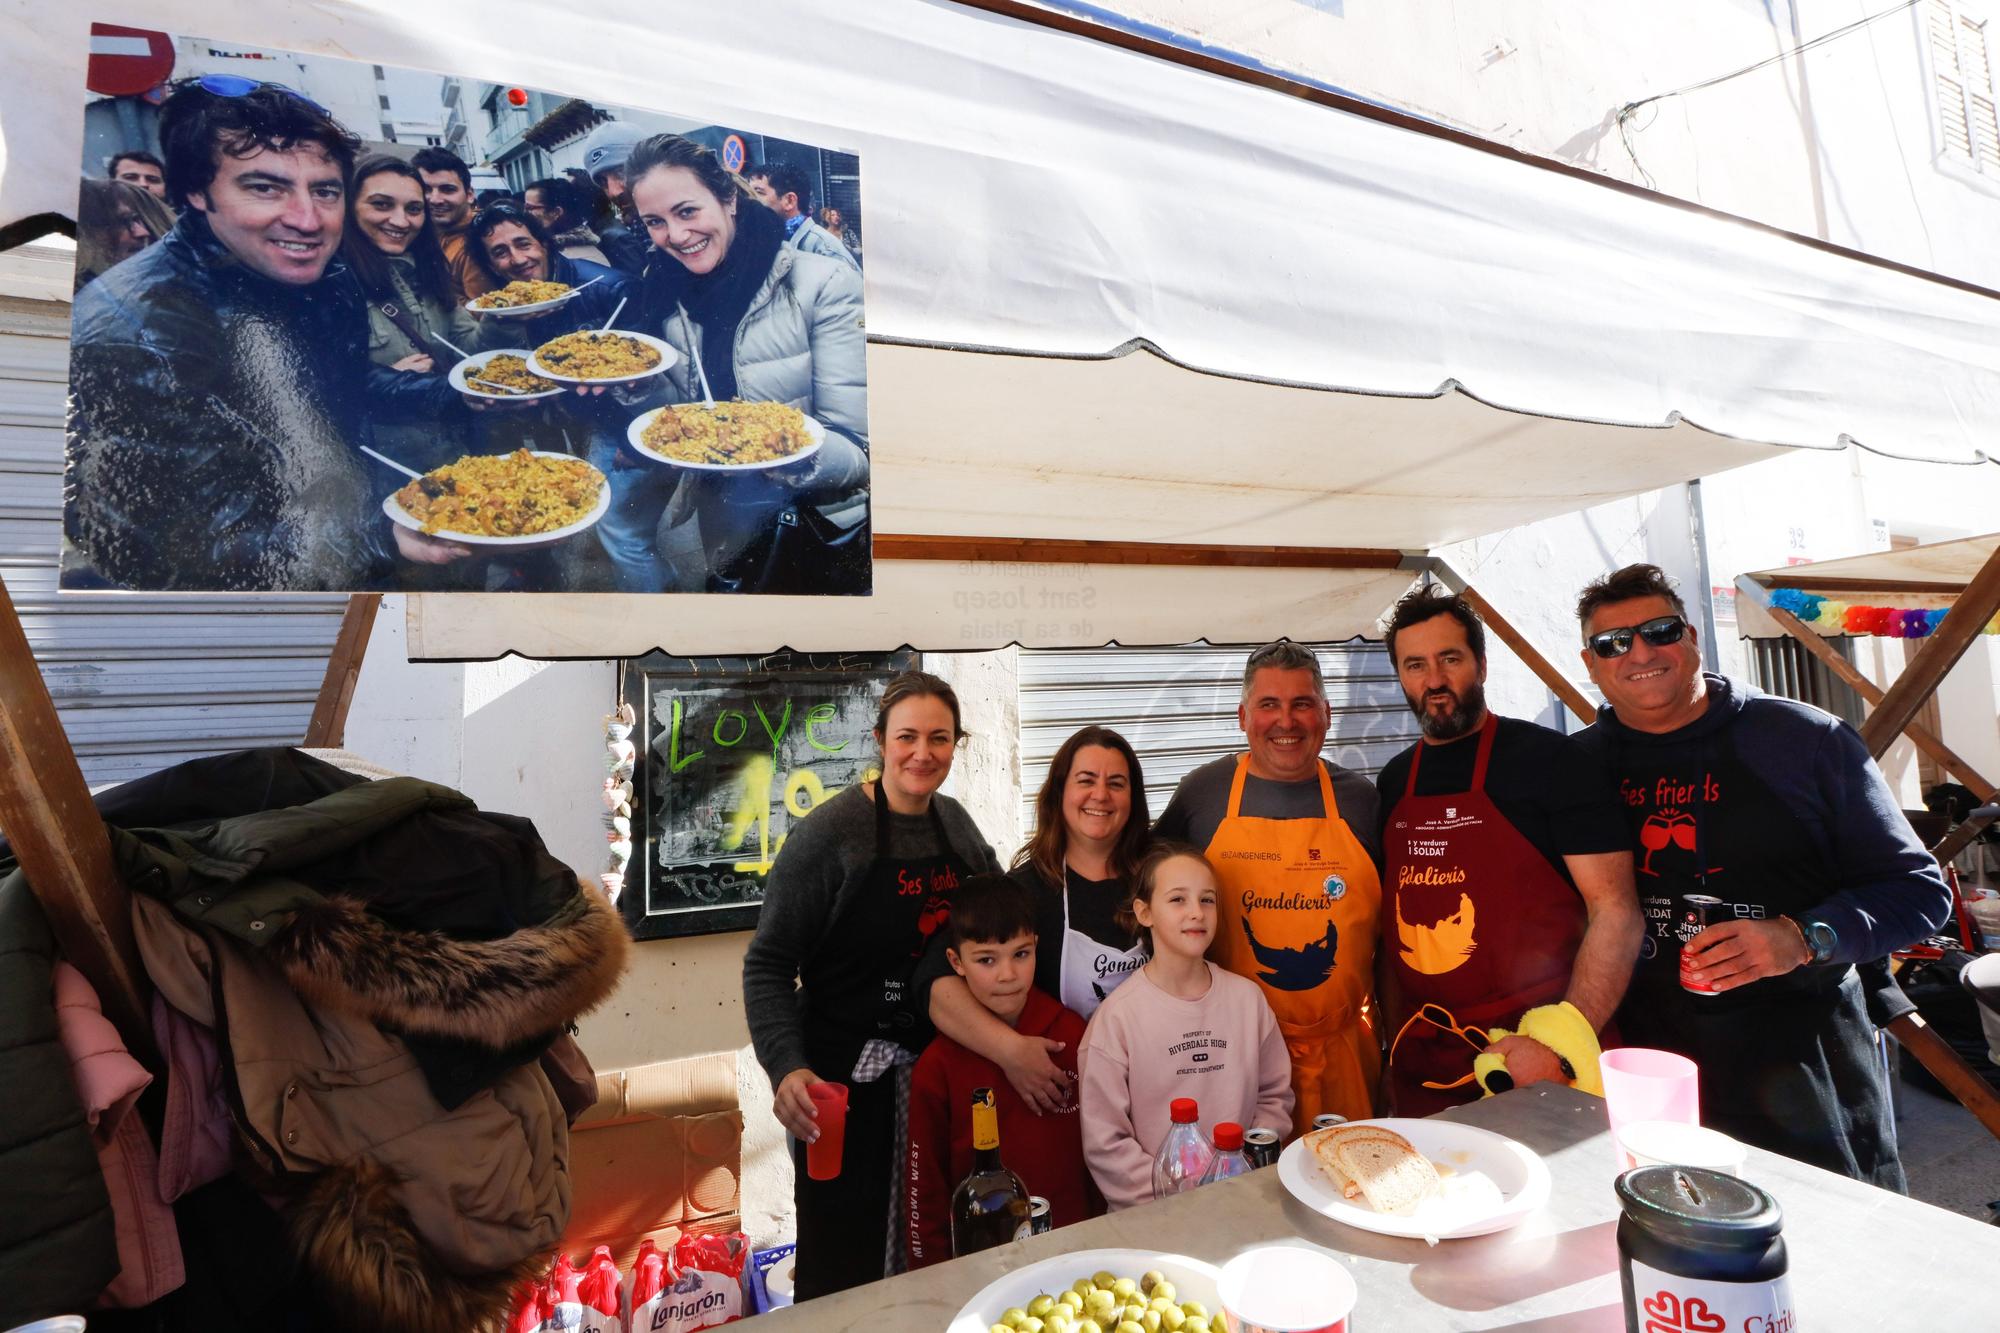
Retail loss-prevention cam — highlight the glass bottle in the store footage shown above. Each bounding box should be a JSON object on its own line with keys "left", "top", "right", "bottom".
{"left": 950, "top": 1087, "right": 1032, "bottom": 1256}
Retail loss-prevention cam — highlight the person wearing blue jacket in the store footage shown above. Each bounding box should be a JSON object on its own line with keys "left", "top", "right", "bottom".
{"left": 1572, "top": 563, "right": 1951, "bottom": 1188}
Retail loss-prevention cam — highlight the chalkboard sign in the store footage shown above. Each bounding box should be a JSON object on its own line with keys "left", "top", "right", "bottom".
{"left": 624, "top": 651, "right": 915, "bottom": 939}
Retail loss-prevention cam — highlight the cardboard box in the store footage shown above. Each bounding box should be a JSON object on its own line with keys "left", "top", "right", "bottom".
{"left": 561, "top": 1051, "right": 743, "bottom": 1270}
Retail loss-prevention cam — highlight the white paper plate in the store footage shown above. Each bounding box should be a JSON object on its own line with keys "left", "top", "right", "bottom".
{"left": 465, "top": 285, "right": 581, "bottom": 317}
{"left": 1277, "top": 1117, "right": 1551, "bottom": 1240}
{"left": 447, "top": 349, "right": 565, "bottom": 401}
{"left": 625, "top": 404, "right": 826, "bottom": 471}
{"left": 948, "top": 1248, "right": 1221, "bottom": 1333}
{"left": 382, "top": 451, "right": 610, "bottom": 550}
{"left": 528, "top": 330, "right": 679, "bottom": 384}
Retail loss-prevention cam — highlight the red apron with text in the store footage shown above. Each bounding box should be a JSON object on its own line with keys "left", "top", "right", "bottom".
{"left": 1206, "top": 755, "right": 1380, "bottom": 1134}
{"left": 1383, "top": 714, "right": 1587, "bottom": 1116}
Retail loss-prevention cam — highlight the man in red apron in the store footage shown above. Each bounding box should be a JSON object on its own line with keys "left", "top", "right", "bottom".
{"left": 1154, "top": 641, "right": 1383, "bottom": 1131}
{"left": 1377, "top": 588, "right": 1641, "bottom": 1116}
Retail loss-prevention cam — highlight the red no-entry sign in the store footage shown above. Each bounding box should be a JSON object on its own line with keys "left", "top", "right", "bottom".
{"left": 87, "top": 24, "right": 175, "bottom": 98}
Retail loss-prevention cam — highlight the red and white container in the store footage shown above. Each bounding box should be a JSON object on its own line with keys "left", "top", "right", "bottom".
{"left": 1217, "top": 1244, "right": 1357, "bottom": 1333}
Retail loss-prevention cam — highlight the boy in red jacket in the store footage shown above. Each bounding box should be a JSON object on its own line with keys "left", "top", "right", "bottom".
{"left": 905, "top": 874, "right": 1101, "bottom": 1267}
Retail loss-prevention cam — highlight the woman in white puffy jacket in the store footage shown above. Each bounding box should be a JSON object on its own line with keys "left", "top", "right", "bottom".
{"left": 597, "top": 132, "right": 869, "bottom": 594}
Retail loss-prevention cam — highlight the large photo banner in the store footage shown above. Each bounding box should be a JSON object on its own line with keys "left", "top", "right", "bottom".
{"left": 64, "top": 25, "right": 870, "bottom": 595}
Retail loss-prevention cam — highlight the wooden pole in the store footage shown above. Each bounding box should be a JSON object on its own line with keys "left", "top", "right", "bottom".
{"left": 1454, "top": 585, "right": 1599, "bottom": 727}
{"left": 1930, "top": 809, "right": 1996, "bottom": 867}
{"left": 1735, "top": 577, "right": 1998, "bottom": 802}
{"left": 1887, "top": 1012, "right": 2000, "bottom": 1143}
{"left": 0, "top": 579, "right": 156, "bottom": 1066}
{"left": 304, "top": 594, "right": 381, "bottom": 749}
{"left": 1858, "top": 542, "right": 2000, "bottom": 759}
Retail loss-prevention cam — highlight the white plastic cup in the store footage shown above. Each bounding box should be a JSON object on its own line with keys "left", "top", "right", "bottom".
{"left": 4, "top": 1318, "right": 88, "bottom": 1333}
{"left": 1617, "top": 1120, "right": 1747, "bottom": 1176}
{"left": 1219, "top": 1244, "right": 1357, "bottom": 1333}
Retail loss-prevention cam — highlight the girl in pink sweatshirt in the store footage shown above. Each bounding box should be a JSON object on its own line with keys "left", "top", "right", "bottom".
{"left": 1077, "top": 842, "right": 1294, "bottom": 1210}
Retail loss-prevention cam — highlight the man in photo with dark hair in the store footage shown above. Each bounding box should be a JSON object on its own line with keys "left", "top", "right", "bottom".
{"left": 65, "top": 77, "right": 466, "bottom": 590}
{"left": 1572, "top": 562, "right": 1951, "bottom": 1186}
{"left": 466, "top": 202, "right": 628, "bottom": 332}
{"left": 1153, "top": 640, "right": 1382, "bottom": 1131}
{"left": 107, "top": 149, "right": 169, "bottom": 202}
{"left": 574, "top": 119, "right": 652, "bottom": 274}
{"left": 1375, "top": 585, "right": 1640, "bottom": 1116}
{"left": 411, "top": 145, "right": 492, "bottom": 302}
{"left": 746, "top": 160, "right": 859, "bottom": 271}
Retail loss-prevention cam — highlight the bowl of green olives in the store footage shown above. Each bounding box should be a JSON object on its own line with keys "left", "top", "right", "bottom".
{"left": 949, "top": 1249, "right": 1224, "bottom": 1333}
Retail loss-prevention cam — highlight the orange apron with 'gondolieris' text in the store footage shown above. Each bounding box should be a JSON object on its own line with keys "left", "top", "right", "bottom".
{"left": 1204, "top": 754, "right": 1381, "bottom": 1133}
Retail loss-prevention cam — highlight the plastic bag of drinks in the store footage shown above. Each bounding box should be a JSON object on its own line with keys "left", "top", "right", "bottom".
{"left": 631, "top": 1233, "right": 751, "bottom": 1332}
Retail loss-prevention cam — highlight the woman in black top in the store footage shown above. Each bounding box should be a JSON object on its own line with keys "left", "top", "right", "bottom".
{"left": 923, "top": 725, "right": 1152, "bottom": 1112}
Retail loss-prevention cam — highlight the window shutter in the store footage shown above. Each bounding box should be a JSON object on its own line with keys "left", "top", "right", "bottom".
{"left": 1958, "top": 14, "right": 2000, "bottom": 170}
{"left": 1931, "top": 0, "right": 1975, "bottom": 164}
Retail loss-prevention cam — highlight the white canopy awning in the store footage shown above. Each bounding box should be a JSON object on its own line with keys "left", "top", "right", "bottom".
{"left": 8, "top": 0, "right": 2000, "bottom": 657}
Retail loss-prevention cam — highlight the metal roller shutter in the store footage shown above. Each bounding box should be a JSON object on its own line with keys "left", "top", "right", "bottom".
{"left": 1017, "top": 642, "right": 1419, "bottom": 836}
{"left": 0, "top": 263, "right": 345, "bottom": 789}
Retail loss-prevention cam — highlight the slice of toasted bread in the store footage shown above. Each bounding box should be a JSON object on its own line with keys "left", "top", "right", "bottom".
{"left": 1305, "top": 1124, "right": 1404, "bottom": 1197}
{"left": 1330, "top": 1132, "right": 1442, "bottom": 1215}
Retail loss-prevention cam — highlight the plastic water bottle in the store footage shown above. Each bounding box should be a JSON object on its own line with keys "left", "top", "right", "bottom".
{"left": 1200, "top": 1121, "right": 1253, "bottom": 1185}
{"left": 1151, "top": 1096, "right": 1214, "bottom": 1199}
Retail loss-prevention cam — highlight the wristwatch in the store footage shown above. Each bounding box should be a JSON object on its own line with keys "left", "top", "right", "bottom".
{"left": 1784, "top": 915, "right": 1837, "bottom": 966}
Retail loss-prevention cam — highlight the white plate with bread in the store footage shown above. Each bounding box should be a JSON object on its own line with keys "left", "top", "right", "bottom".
{"left": 1277, "top": 1117, "right": 1551, "bottom": 1240}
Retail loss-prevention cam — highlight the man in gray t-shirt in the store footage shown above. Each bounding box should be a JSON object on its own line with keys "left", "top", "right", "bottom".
{"left": 1151, "top": 641, "right": 1385, "bottom": 1128}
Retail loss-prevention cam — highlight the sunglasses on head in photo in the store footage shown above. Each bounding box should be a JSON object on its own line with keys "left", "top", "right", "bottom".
{"left": 196, "top": 73, "right": 330, "bottom": 116}
{"left": 1587, "top": 614, "right": 1689, "bottom": 659}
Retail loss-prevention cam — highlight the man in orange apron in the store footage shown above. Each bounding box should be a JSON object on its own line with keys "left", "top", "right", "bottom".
{"left": 1376, "top": 588, "right": 1640, "bottom": 1116}
{"left": 1153, "top": 641, "right": 1383, "bottom": 1132}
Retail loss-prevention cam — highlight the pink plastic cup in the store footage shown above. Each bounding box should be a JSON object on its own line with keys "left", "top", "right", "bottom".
{"left": 1599, "top": 1048, "right": 1699, "bottom": 1169}
{"left": 1219, "top": 1245, "right": 1357, "bottom": 1333}
{"left": 805, "top": 1081, "right": 849, "bottom": 1181}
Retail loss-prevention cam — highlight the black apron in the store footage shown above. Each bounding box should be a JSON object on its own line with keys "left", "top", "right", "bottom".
{"left": 1611, "top": 725, "right": 1903, "bottom": 1189}
{"left": 790, "top": 791, "right": 972, "bottom": 1300}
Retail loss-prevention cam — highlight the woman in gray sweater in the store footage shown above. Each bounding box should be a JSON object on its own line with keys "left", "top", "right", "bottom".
{"left": 741, "top": 671, "right": 1000, "bottom": 1300}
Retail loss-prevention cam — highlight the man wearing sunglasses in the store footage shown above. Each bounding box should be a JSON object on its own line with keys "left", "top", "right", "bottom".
{"left": 65, "top": 77, "right": 468, "bottom": 590}
{"left": 1375, "top": 587, "right": 1640, "bottom": 1117}
{"left": 1574, "top": 563, "right": 1950, "bottom": 1187}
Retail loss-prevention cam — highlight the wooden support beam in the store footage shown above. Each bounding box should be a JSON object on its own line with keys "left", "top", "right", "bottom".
{"left": 1736, "top": 578, "right": 1998, "bottom": 803}
{"left": 874, "top": 535, "right": 1407, "bottom": 569}
{"left": 1455, "top": 585, "right": 1599, "bottom": 728}
{"left": 304, "top": 594, "right": 382, "bottom": 749}
{"left": 1888, "top": 1012, "right": 2000, "bottom": 1145}
{"left": 1930, "top": 809, "right": 1996, "bottom": 866}
{"left": 0, "top": 579, "right": 156, "bottom": 1066}
{"left": 1859, "top": 542, "right": 2000, "bottom": 758}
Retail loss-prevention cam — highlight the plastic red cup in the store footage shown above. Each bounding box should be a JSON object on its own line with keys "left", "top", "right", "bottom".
{"left": 805, "top": 1081, "right": 849, "bottom": 1180}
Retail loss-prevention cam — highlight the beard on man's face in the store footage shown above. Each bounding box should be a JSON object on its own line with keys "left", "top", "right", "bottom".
{"left": 1409, "top": 680, "right": 1486, "bottom": 741}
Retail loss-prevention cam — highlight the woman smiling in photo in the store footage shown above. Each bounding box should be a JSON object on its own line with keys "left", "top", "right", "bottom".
{"left": 611, "top": 132, "right": 870, "bottom": 593}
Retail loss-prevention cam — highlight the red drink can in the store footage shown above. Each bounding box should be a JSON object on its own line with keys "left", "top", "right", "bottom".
{"left": 1678, "top": 895, "right": 1725, "bottom": 996}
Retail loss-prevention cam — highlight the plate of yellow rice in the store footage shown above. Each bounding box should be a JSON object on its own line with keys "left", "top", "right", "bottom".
{"left": 625, "top": 400, "right": 825, "bottom": 471}
{"left": 384, "top": 449, "right": 609, "bottom": 548}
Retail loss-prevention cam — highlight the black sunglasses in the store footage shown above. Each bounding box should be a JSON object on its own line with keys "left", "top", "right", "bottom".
{"left": 1587, "top": 615, "right": 1689, "bottom": 659}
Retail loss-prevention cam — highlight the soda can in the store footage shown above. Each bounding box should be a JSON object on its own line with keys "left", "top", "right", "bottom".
{"left": 1028, "top": 1196, "right": 1052, "bottom": 1235}
{"left": 1679, "top": 894, "right": 1726, "bottom": 995}
{"left": 1312, "top": 1113, "right": 1348, "bottom": 1131}
{"left": 1242, "top": 1127, "right": 1281, "bottom": 1170}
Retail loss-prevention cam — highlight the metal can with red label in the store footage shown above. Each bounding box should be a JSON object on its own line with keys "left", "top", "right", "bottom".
{"left": 1678, "top": 894, "right": 1725, "bottom": 995}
